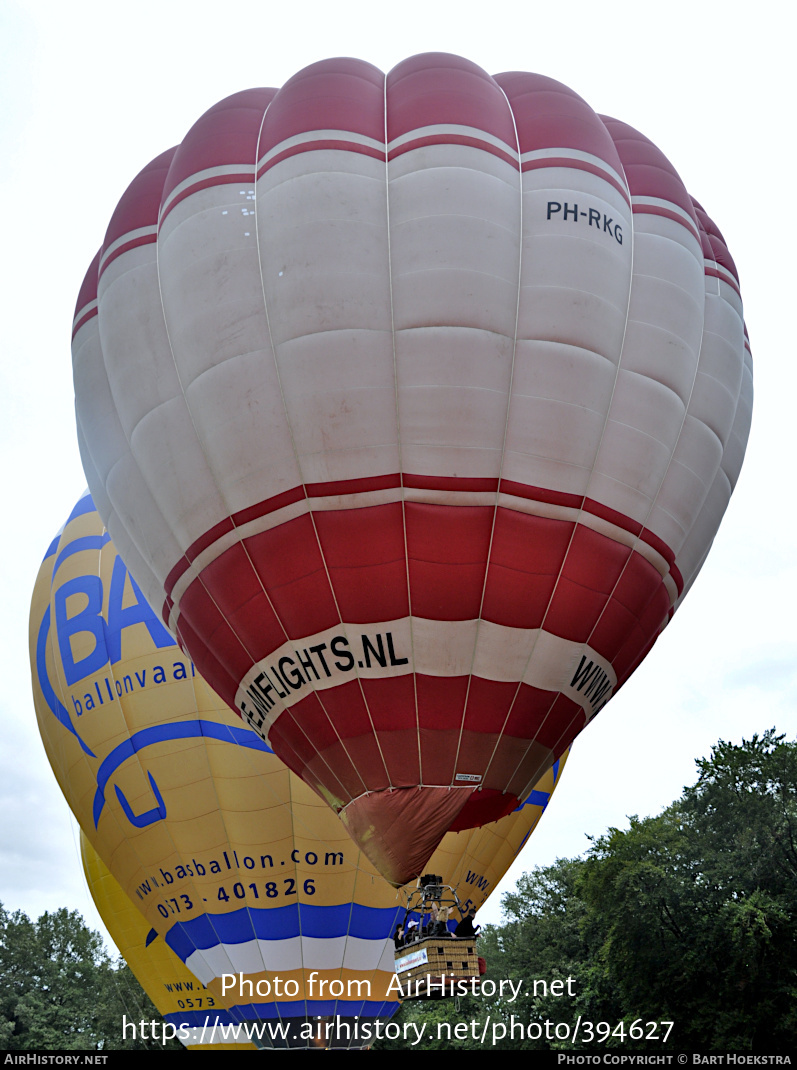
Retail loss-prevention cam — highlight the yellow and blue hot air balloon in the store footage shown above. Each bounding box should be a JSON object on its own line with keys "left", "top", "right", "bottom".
{"left": 31, "top": 493, "right": 567, "bottom": 1047}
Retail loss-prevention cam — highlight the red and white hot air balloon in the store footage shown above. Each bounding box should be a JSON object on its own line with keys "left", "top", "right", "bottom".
{"left": 72, "top": 54, "right": 752, "bottom": 886}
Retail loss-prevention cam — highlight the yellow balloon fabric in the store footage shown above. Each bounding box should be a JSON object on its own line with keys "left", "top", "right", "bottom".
{"left": 80, "top": 832, "right": 255, "bottom": 1049}
{"left": 31, "top": 492, "right": 567, "bottom": 1047}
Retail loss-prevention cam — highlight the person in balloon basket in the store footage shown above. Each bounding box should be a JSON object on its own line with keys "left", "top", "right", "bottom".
{"left": 453, "top": 908, "right": 481, "bottom": 940}
{"left": 433, "top": 904, "right": 451, "bottom": 937}
{"left": 426, "top": 901, "right": 440, "bottom": 936}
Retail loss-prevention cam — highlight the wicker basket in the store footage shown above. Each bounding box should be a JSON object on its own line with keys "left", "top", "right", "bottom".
{"left": 394, "top": 936, "right": 480, "bottom": 999}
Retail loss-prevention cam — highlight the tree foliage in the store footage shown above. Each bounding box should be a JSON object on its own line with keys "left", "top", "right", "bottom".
{"left": 0, "top": 905, "right": 179, "bottom": 1050}
{"left": 580, "top": 730, "right": 797, "bottom": 1051}
{"left": 378, "top": 730, "right": 797, "bottom": 1052}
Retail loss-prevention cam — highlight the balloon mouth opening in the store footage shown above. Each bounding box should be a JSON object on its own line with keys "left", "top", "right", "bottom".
{"left": 339, "top": 785, "right": 478, "bottom": 886}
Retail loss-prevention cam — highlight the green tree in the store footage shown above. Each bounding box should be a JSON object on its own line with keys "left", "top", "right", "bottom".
{"left": 0, "top": 904, "right": 180, "bottom": 1050}
{"left": 474, "top": 857, "right": 623, "bottom": 1047}
{"left": 579, "top": 730, "right": 797, "bottom": 1052}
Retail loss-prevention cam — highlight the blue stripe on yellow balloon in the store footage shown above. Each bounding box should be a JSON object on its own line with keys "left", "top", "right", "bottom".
{"left": 52, "top": 533, "right": 111, "bottom": 581}
{"left": 93, "top": 720, "right": 274, "bottom": 826}
{"left": 166, "top": 903, "right": 404, "bottom": 960}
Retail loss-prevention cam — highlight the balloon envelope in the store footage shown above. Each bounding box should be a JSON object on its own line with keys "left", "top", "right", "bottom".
{"left": 72, "top": 54, "right": 752, "bottom": 884}
{"left": 31, "top": 494, "right": 567, "bottom": 1045}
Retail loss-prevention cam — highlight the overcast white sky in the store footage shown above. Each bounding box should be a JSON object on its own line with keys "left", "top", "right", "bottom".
{"left": 1, "top": 0, "right": 793, "bottom": 950}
